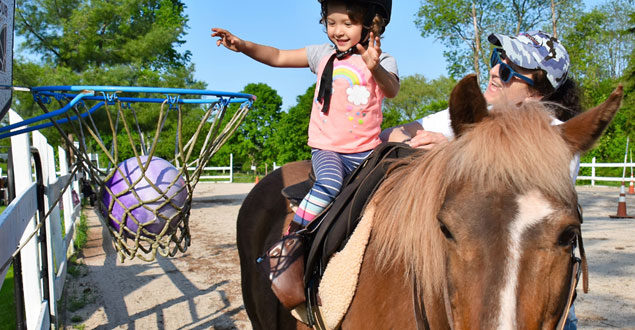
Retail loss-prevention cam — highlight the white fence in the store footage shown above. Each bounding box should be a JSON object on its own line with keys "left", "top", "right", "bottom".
{"left": 88, "top": 153, "right": 235, "bottom": 183}
{"left": 577, "top": 157, "right": 635, "bottom": 185}
{"left": 0, "top": 110, "right": 82, "bottom": 329}
{"left": 187, "top": 154, "right": 233, "bottom": 182}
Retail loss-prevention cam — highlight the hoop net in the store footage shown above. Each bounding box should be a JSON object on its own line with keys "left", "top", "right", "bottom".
{"left": 22, "top": 86, "right": 255, "bottom": 261}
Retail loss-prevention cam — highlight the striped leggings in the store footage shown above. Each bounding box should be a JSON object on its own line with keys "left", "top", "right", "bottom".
{"left": 293, "top": 149, "right": 372, "bottom": 226}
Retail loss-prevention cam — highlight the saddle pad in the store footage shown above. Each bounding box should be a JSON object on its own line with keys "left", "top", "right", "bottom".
{"left": 318, "top": 204, "right": 375, "bottom": 329}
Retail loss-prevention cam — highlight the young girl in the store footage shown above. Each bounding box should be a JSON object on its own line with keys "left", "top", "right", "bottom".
{"left": 212, "top": 0, "right": 399, "bottom": 232}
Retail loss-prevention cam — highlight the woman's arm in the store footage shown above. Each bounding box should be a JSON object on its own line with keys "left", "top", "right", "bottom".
{"left": 379, "top": 121, "right": 422, "bottom": 142}
{"left": 380, "top": 121, "right": 448, "bottom": 150}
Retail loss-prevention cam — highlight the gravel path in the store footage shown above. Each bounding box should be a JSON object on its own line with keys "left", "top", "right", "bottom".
{"left": 61, "top": 183, "right": 635, "bottom": 329}
{"left": 574, "top": 186, "right": 635, "bottom": 329}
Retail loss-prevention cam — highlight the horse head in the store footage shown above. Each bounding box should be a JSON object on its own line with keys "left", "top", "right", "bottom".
{"left": 371, "top": 74, "right": 623, "bottom": 329}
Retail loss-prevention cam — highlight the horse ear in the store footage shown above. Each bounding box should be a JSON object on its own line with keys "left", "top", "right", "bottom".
{"left": 560, "top": 85, "right": 623, "bottom": 153}
{"left": 449, "top": 74, "right": 488, "bottom": 137}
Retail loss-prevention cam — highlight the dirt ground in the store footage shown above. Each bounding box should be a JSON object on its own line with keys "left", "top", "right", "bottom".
{"left": 62, "top": 183, "right": 635, "bottom": 329}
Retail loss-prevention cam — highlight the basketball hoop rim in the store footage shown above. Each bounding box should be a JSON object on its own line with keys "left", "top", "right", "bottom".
{"left": 31, "top": 85, "right": 257, "bottom": 102}
{"left": 0, "top": 85, "right": 257, "bottom": 139}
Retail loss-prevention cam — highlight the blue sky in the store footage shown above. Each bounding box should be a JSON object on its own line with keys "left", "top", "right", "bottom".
{"left": 181, "top": 0, "right": 604, "bottom": 110}
{"left": 181, "top": 0, "right": 446, "bottom": 110}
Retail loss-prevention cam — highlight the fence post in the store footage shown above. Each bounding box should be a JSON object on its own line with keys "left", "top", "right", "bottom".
{"left": 9, "top": 110, "right": 45, "bottom": 330}
{"left": 230, "top": 154, "right": 233, "bottom": 183}
{"left": 59, "top": 147, "right": 76, "bottom": 257}
{"left": 591, "top": 157, "right": 596, "bottom": 186}
{"left": 32, "top": 130, "right": 64, "bottom": 327}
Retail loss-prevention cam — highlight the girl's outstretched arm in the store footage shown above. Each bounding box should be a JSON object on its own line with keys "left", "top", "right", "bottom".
{"left": 212, "top": 27, "right": 309, "bottom": 68}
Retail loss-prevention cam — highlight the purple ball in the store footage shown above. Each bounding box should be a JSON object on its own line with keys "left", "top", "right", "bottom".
{"left": 102, "top": 156, "right": 187, "bottom": 236}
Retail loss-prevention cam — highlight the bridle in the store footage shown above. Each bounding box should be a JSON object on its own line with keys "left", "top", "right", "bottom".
{"left": 555, "top": 203, "right": 588, "bottom": 330}
{"left": 555, "top": 236, "right": 583, "bottom": 330}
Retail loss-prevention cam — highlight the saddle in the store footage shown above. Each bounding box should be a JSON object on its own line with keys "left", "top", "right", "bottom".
{"left": 259, "top": 142, "right": 417, "bottom": 323}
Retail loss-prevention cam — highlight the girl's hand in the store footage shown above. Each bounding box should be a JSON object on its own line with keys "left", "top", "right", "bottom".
{"left": 357, "top": 32, "right": 381, "bottom": 71}
{"left": 408, "top": 130, "right": 448, "bottom": 150}
{"left": 211, "top": 28, "right": 243, "bottom": 52}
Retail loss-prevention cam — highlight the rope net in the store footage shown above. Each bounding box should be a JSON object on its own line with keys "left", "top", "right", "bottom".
{"left": 31, "top": 87, "right": 254, "bottom": 261}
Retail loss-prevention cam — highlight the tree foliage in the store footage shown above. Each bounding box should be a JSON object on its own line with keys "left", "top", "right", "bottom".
{"left": 16, "top": 0, "right": 190, "bottom": 71}
{"left": 415, "top": 0, "right": 583, "bottom": 83}
{"left": 10, "top": 0, "right": 206, "bottom": 156}
{"left": 383, "top": 74, "right": 455, "bottom": 127}
{"left": 213, "top": 83, "right": 283, "bottom": 171}
{"left": 270, "top": 85, "right": 313, "bottom": 164}
{"left": 565, "top": 1, "right": 634, "bottom": 170}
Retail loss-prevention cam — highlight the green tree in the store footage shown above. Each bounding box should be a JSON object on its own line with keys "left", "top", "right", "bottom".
{"left": 383, "top": 74, "right": 455, "bottom": 128}
{"left": 561, "top": 0, "right": 634, "bottom": 105}
{"left": 577, "top": 7, "right": 635, "bottom": 176}
{"left": 11, "top": 0, "right": 206, "bottom": 155}
{"left": 415, "top": 0, "right": 582, "bottom": 83}
{"left": 215, "top": 83, "right": 283, "bottom": 171}
{"left": 271, "top": 85, "right": 314, "bottom": 164}
{"left": 16, "top": 0, "right": 190, "bottom": 71}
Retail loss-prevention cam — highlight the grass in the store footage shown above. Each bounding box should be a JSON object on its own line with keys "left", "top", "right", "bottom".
{"left": 197, "top": 172, "right": 260, "bottom": 183}
{"left": 73, "top": 212, "right": 89, "bottom": 251}
{"left": 65, "top": 211, "right": 90, "bottom": 327}
{"left": 0, "top": 203, "right": 16, "bottom": 330}
{"left": 0, "top": 265, "right": 17, "bottom": 330}
{"left": 0, "top": 207, "right": 90, "bottom": 329}
{"left": 67, "top": 288, "right": 93, "bottom": 312}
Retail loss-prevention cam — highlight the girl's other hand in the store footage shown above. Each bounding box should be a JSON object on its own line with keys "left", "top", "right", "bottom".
{"left": 357, "top": 32, "right": 381, "bottom": 71}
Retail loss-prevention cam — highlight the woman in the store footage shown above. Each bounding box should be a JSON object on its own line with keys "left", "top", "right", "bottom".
{"left": 381, "top": 30, "right": 582, "bottom": 330}
{"left": 381, "top": 30, "right": 581, "bottom": 150}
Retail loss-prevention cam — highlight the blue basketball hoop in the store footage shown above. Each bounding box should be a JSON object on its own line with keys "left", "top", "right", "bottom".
{"left": 1, "top": 85, "right": 256, "bottom": 261}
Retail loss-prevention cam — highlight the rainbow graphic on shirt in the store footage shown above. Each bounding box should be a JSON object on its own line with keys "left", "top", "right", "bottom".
{"left": 333, "top": 63, "right": 366, "bottom": 87}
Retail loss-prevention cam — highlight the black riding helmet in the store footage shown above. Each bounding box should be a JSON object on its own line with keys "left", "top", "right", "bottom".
{"left": 318, "top": 0, "right": 392, "bottom": 37}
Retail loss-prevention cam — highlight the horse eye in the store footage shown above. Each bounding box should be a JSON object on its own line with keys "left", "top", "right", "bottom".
{"left": 558, "top": 227, "right": 577, "bottom": 247}
{"left": 439, "top": 222, "right": 454, "bottom": 240}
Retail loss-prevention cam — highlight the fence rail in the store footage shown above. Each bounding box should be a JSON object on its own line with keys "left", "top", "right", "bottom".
{"left": 577, "top": 157, "right": 635, "bottom": 185}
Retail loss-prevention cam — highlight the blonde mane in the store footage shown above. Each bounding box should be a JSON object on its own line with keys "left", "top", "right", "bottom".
{"left": 371, "top": 101, "right": 578, "bottom": 296}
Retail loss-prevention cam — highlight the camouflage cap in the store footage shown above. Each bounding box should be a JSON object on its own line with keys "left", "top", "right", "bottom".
{"left": 488, "top": 31, "right": 569, "bottom": 89}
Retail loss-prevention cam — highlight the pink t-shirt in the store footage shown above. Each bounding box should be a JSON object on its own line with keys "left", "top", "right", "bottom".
{"left": 307, "top": 53, "right": 384, "bottom": 153}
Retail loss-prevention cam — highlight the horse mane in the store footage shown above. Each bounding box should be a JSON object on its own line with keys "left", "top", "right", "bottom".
{"left": 371, "top": 100, "right": 577, "bottom": 296}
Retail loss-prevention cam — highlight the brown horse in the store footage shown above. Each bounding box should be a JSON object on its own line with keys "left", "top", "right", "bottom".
{"left": 236, "top": 75, "right": 623, "bottom": 330}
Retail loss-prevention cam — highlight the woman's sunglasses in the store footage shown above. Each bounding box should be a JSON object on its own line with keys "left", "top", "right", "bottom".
{"left": 490, "top": 49, "right": 534, "bottom": 86}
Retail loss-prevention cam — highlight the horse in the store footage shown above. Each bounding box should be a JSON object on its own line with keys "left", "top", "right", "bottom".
{"left": 236, "top": 74, "right": 623, "bottom": 330}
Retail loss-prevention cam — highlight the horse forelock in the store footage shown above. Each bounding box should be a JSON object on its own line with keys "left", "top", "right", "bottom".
{"left": 371, "top": 101, "right": 578, "bottom": 302}
{"left": 446, "top": 101, "right": 577, "bottom": 203}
